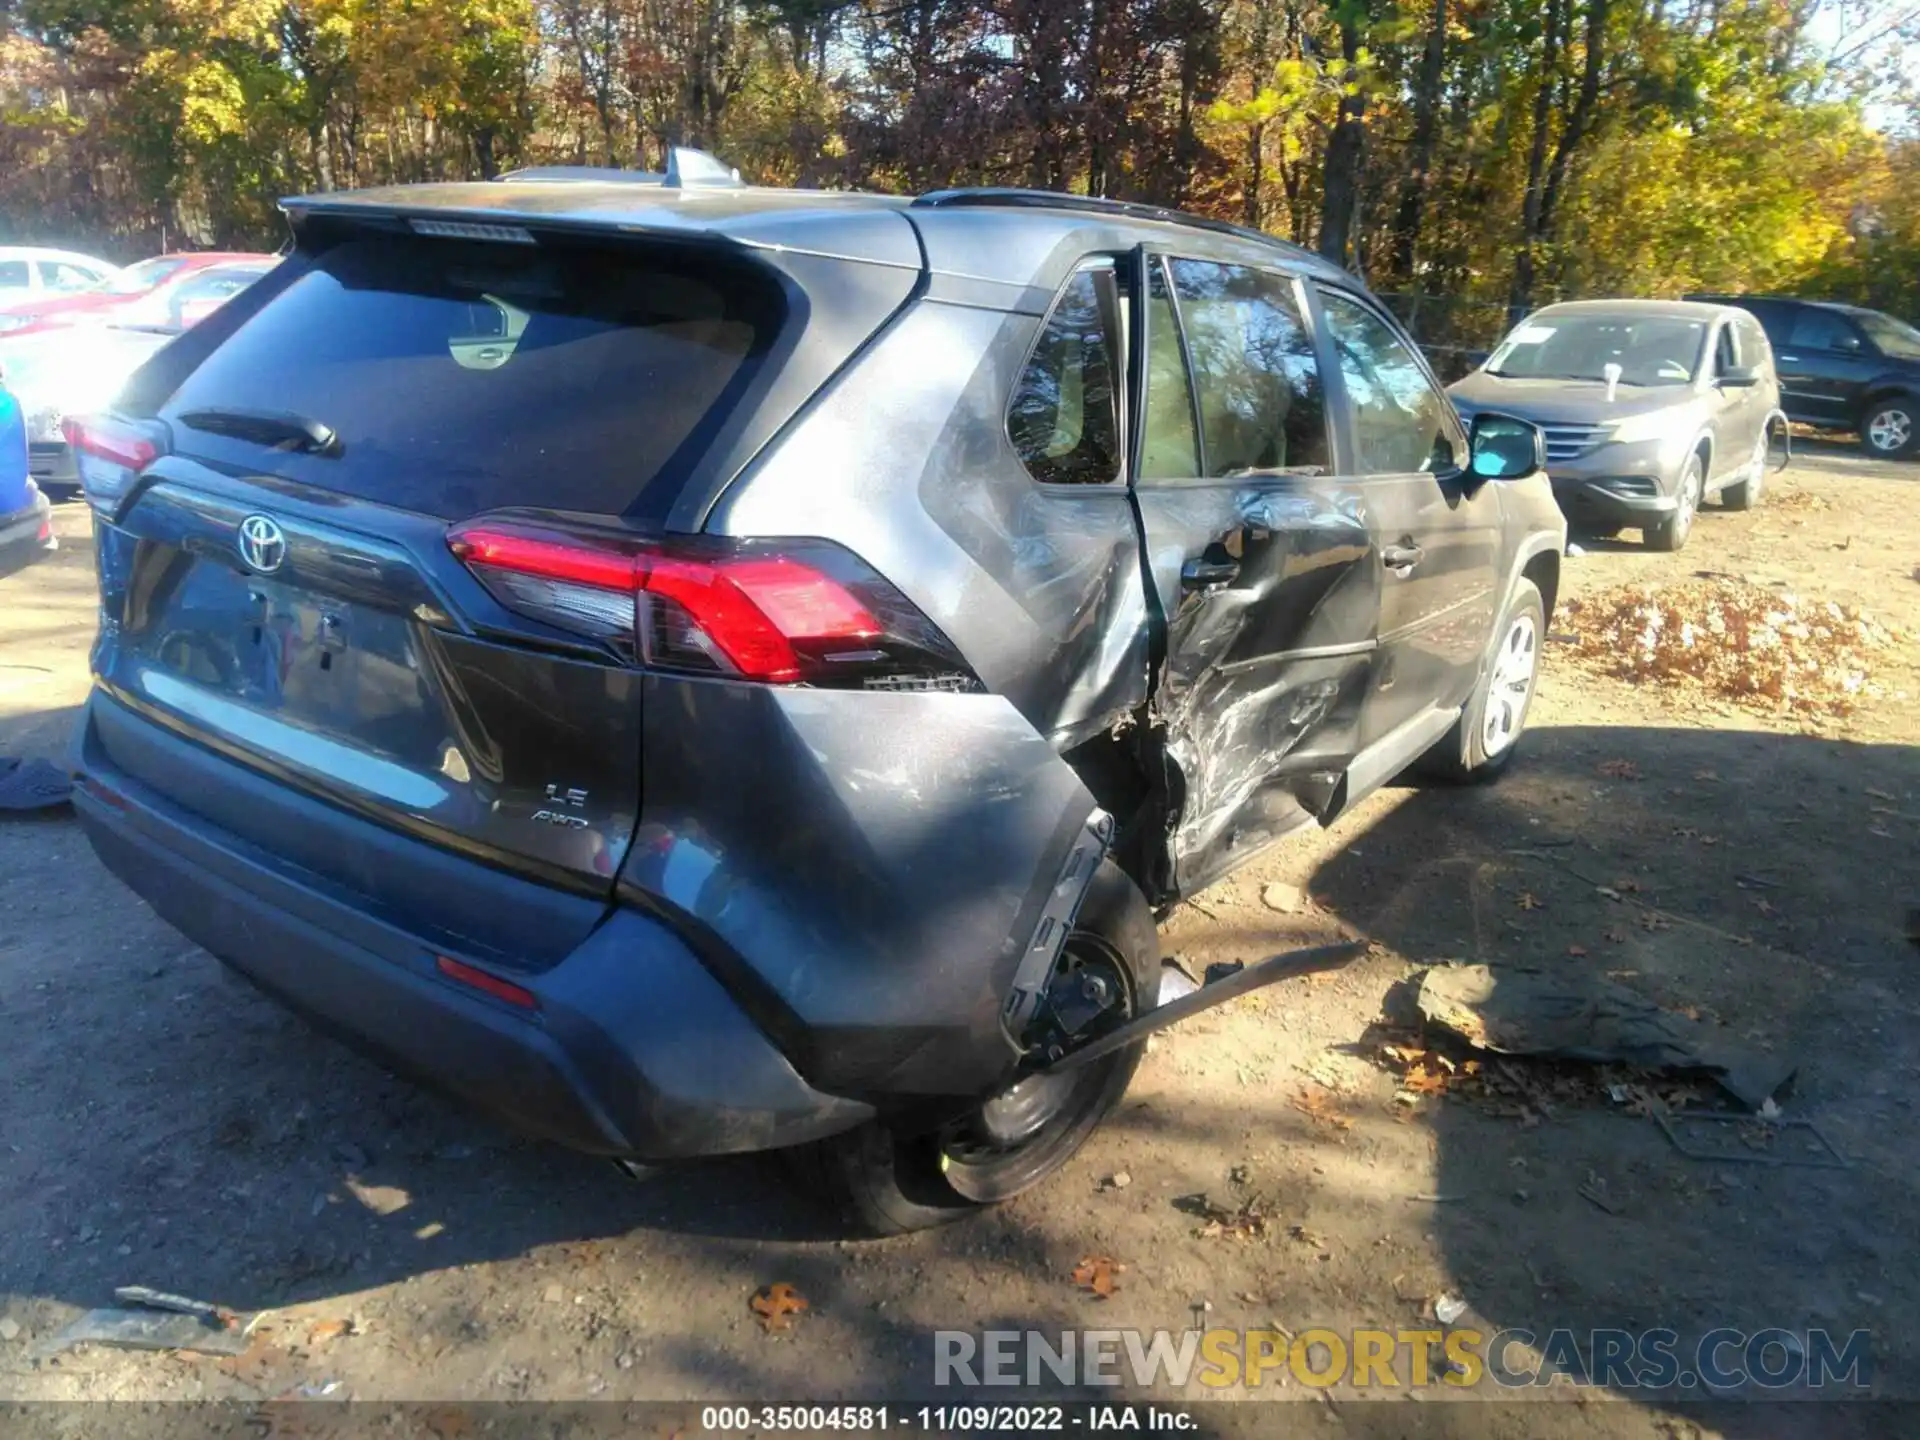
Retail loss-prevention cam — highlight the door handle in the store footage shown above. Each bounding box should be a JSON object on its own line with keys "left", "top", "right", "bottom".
{"left": 1181, "top": 556, "right": 1240, "bottom": 589}
{"left": 1381, "top": 543, "right": 1424, "bottom": 574}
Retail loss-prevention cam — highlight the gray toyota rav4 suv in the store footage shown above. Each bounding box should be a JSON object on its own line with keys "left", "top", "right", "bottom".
{"left": 67, "top": 157, "right": 1565, "bottom": 1232}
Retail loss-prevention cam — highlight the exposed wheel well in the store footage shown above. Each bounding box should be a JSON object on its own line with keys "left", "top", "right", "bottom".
{"left": 1862, "top": 389, "right": 1919, "bottom": 422}
{"left": 1520, "top": 549, "right": 1560, "bottom": 625}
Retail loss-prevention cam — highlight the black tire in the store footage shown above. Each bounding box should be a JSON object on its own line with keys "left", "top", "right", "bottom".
{"left": 1419, "top": 577, "right": 1545, "bottom": 785}
{"left": 1647, "top": 455, "right": 1703, "bottom": 551}
{"left": 788, "top": 860, "right": 1160, "bottom": 1236}
{"left": 1861, "top": 397, "right": 1917, "bottom": 459}
{"left": 1720, "top": 430, "right": 1767, "bottom": 511}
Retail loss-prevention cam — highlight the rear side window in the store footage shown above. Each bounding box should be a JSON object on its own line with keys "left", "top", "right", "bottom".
{"left": 1170, "top": 260, "right": 1328, "bottom": 476}
{"left": 1736, "top": 317, "right": 1771, "bottom": 369}
{"left": 161, "top": 235, "right": 780, "bottom": 519}
{"left": 1320, "top": 289, "right": 1463, "bottom": 476}
{"left": 1787, "top": 308, "right": 1861, "bottom": 353}
{"left": 0, "top": 260, "right": 27, "bottom": 288}
{"left": 1008, "top": 268, "right": 1121, "bottom": 485}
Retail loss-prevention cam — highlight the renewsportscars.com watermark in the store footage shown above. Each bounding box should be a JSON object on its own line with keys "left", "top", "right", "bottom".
{"left": 934, "top": 1327, "right": 1873, "bottom": 1394}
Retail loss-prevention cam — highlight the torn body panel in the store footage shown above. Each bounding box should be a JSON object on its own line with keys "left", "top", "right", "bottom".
{"left": 1133, "top": 479, "right": 1380, "bottom": 897}
{"left": 617, "top": 679, "right": 1102, "bottom": 1101}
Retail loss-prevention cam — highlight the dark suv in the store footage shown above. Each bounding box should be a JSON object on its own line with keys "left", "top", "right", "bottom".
{"left": 67, "top": 157, "right": 1565, "bottom": 1231}
{"left": 1690, "top": 294, "right": 1920, "bottom": 457}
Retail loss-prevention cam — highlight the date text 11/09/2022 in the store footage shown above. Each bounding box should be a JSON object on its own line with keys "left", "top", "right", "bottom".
{"left": 699, "top": 1407, "right": 1195, "bottom": 1431}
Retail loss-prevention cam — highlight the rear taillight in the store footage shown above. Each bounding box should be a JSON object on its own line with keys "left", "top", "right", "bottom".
{"left": 448, "top": 515, "right": 979, "bottom": 691}
{"left": 62, "top": 415, "right": 168, "bottom": 513}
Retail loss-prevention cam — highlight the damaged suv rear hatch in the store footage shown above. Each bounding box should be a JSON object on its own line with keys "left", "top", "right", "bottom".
{"left": 81, "top": 199, "right": 921, "bottom": 970}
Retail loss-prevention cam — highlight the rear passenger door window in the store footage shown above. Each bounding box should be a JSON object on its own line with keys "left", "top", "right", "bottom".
{"left": 1168, "top": 259, "right": 1329, "bottom": 477}
{"left": 1008, "top": 266, "right": 1123, "bottom": 486}
{"left": 1319, "top": 289, "right": 1463, "bottom": 476}
{"left": 1788, "top": 308, "right": 1863, "bottom": 354}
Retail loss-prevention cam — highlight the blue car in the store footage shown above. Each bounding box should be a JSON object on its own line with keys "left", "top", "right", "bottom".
{"left": 0, "top": 379, "right": 55, "bottom": 578}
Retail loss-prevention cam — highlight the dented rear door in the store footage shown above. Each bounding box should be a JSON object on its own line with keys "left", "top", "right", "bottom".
{"left": 1129, "top": 253, "right": 1380, "bottom": 897}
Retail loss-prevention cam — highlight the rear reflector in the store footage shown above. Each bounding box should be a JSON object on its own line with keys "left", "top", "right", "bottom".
{"left": 436, "top": 955, "right": 539, "bottom": 1009}
{"left": 448, "top": 516, "right": 978, "bottom": 690}
{"left": 62, "top": 414, "right": 168, "bottom": 513}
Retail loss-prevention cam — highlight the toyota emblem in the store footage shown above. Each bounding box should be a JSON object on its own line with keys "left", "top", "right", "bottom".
{"left": 237, "top": 514, "right": 288, "bottom": 574}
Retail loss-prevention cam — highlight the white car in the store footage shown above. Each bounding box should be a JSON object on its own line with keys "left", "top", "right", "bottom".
{"left": 0, "top": 325, "right": 174, "bottom": 495}
{"left": 0, "top": 248, "right": 121, "bottom": 308}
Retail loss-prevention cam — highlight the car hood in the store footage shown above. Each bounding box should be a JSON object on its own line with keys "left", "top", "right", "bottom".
{"left": 1448, "top": 371, "right": 1703, "bottom": 426}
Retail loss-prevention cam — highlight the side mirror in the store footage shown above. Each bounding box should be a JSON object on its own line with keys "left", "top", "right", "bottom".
{"left": 1719, "top": 365, "right": 1760, "bottom": 388}
{"left": 1468, "top": 412, "right": 1546, "bottom": 480}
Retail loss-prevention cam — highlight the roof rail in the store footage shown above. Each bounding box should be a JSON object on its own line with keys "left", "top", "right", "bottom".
{"left": 913, "top": 187, "right": 1309, "bottom": 258}
{"left": 496, "top": 148, "right": 743, "bottom": 189}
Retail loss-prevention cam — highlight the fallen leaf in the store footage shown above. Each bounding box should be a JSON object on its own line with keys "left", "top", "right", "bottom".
{"left": 750, "top": 1282, "right": 810, "bottom": 1332}
{"left": 1611, "top": 877, "right": 1643, "bottom": 894}
{"left": 1694, "top": 769, "right": 1720, "bottom": 781}
{"left": 307, "top": 1318, "right": 350, "bottom": 1346}
{"left": 1072, "top": 1256, "right": 1123, "bottom": 1298}
{"left": 1516, "top": 891, "right": 1544, "bottom": 911}
{"left": 1866, "top": 787, "right": 1895, "bottom": 801}
{"left": 1566, "top": 944, "right": 1588, "bottom": 957}
{"left": 1604, "top": 928, "right": 1628, "bottom": 943}
{"left": 1598, "top": 759, "right": 1641, "bottom": 780}
{"left": 1291, "top": 1086, "right": 1355, "bottom": 1131}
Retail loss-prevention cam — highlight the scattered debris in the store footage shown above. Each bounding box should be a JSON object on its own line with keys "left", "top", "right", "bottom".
{"left": 1262, "top": 881, "right": 1307, "bottom": 914}
{"left": 1577, "top": 1173, "right": 1623, "bottom": 1215}
{"left": 345, "top": 1180, "right": 410, "bottom": 1216}
{"left": 1515, "top": 891, "right": 1544, "bottom": 911}
{"left": 0, "top": 1318, "right": 19, "bottom": 1342}
{"left": 1071, "top": 1256, "right": 1123, "bottom": 1299}
{"left": 750, "top": 1283, "right": 810, "bottom": 1332}
{"left": 1290, "top": 1086, "right": 1355, "bottom": 1131}
{"left": 1597, "top": 759, "right": 1642, "bottom": 780}
{"left": 111, "top": 1286, "right": 243, "bottom": 1329}
{"left": 308, "top": 1318, "right": 353, "bottom": 1346}
{"left": 37, "top": 1302, "right": 259, "bottom": 1359}
{"left": 1654, "top": 1110, "right": 1848, "bottom": 1169}
{"left": 1102, "top": 1170, "right": 1132, "bottom": 1192}
{"left": 1178, "top": 1193, "right": 1271, "bottom": 1241}
{"left": 1414, "top": 964, "right": 1796, "bottom": 1110}
{"left": 1433, "top": 1294, "right": 1468, "bottom": 1324}
{"left": 1565, "top": 578, "right": 1907, "bottom": 719}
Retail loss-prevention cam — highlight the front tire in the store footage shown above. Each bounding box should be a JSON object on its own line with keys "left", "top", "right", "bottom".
{"left": 1647, "top": 455, "right": 1703, "bottom": 551}
{"left": 1862, "top": 398, "right": 1917, "bottom": 458}
{"left": 789, "top": 861, "right": 1159, "bottom": 1236}
{"left": 1420, "top": 577, "right": 1545, "bottom": 785}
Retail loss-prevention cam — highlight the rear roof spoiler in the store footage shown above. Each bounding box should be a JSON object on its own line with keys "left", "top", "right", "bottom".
{"left": 495, "top": 148, "right": 743, "bottom": 190}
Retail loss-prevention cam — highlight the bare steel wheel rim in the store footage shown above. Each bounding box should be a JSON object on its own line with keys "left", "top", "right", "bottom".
{"left": 1868, "top": 407, "right": 1912, "bottom": 453}
{"left": 1482, "top": 612, "right": 1538, "bottom": 757}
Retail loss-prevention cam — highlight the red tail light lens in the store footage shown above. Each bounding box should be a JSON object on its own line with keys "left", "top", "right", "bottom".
{"left": 448, "top": 516, "right": 978, "bottom": 691}
{"left": 62, "top": 414, "right": 168, "bottom": 512}
{"left": 436, "top": 955, "right": 539, "bottom": 1010}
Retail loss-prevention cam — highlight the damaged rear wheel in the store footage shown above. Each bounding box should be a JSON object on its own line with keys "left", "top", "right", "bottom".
{"left": 789, "top": 860, "right": 1159, "bottom": 1236}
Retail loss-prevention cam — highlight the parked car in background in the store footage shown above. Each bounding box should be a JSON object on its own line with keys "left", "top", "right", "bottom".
{"left": 1689, "top": 294, "right": 1920, "bottom": 459}
{"left": 65, "top": 160, "right": 1565, "bottom": 1233}
{"left": 0, "top": 247, "right": 120, "bottom": 308}
{"left": 0, "top": 252, "right": 274, "bottom": 339}
{"left": 1, "top": 262, "right": 273, "bottom": 496}
{"left": 1449, "top": 299, "right": 1783, "bottom": 551}
{"left": 4, "top": 326, "right": 177, "bottom": 496}
{"left": 0, "top": 374, "right": 55, "bottom": 578}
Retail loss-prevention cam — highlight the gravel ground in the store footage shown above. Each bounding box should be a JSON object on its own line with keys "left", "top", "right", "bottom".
{"left": 1, "top": 445, "right": 1916, "bottom": 1436}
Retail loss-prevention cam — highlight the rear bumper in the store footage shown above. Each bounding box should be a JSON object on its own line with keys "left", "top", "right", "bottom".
{"left": 71, "top": 691, "right": 873, "bottom": 1161}
{"left": 28, "top": 441, "right": 76, "bottom": 494}
{"left": 0, "top": 484, "right": 54, "bottom": 574}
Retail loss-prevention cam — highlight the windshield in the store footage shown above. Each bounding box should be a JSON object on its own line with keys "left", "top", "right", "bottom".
{"left": 1851, "top": 309, "right": 1920, "bottom": 361}
{"left": 1485, "top": 314, "right": 1706, "bottom": 387}
{"left": 105, "top": 257, "right": 189, "bottom": 296}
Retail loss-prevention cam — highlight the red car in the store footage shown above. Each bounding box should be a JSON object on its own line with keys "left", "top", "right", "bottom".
{"left": 0, "top": 252, "right": 276, "bottom": 339}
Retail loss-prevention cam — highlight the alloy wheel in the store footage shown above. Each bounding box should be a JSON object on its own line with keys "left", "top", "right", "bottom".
{"left": 1481, "top": 612, "right": 1538, "bottom": 758}
{"left": 1868, "top": 407, "right": 1913, "bottom": 454}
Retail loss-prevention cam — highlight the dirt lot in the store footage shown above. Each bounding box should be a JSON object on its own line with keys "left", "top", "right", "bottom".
{"left": 2, "top": 442, "right": 1917, "bottom": 1434}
